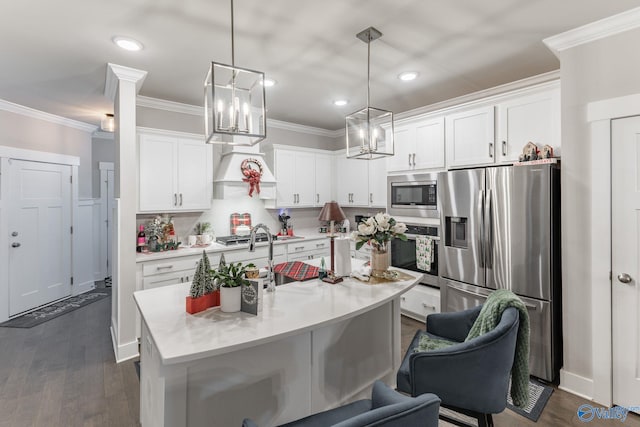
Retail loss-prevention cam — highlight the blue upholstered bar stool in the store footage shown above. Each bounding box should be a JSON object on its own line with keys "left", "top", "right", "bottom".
{"left": 242, "top": 380, "right": 440, "bottom": 427}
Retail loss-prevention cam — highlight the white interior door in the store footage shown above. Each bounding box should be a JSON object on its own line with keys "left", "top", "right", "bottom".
{"left": 612, "top": 116, "right": 640, "bottom": 411}
{"left": 8, "top": 159, "right": 72, "bottom": 315}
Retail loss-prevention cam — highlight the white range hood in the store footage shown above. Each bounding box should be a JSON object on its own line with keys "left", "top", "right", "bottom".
{"left": 213, "top": 144, "right": 276, "bottom": 200}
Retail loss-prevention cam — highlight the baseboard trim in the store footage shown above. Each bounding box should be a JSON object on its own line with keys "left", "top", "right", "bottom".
{"left": 110, "top": 325, "right": 139, "bottom": 363}
{"left": 559, "top": 369, "right": 594, "bottom": 400}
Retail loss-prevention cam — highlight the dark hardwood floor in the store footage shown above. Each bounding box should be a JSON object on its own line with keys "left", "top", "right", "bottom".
{"left": 0, "top": 293, "right": 140, "bottom": 427}
{"left": 1, "top": 295, "right": 637, "bottom": 427}
{"left": 401, "top": 315, "right": 640, "bottom": 427}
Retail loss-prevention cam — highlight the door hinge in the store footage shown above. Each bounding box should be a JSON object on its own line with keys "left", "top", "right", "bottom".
{"left": 609, "top": 271, "right": 612, "bottom": 281}
{"left": 70, "top": 226, "right": 73, "bottom": 234}
{"left": 70, "top": 276, "right": 74, "bottom": 285}
{"left": 70, "top": 175, "right": 73, "bottom": 184}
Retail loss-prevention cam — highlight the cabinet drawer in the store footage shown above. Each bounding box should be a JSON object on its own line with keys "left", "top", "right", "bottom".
{"left": 401, "top": 286, "right": 441, "bottom": 321}
{"left": 288, "top": 249, "right": 330, "bottom": 262}
{"left": 225, "top": 245, "right": 286, "bottom": 265}
{"left": 287, "top": 239, "right": 330, "bottom": 254}
{"left": 143, "top": 271, "right": 192, "bottom": 290}
{"left": 142, "top": 255, "right": 201, "bottom": 277}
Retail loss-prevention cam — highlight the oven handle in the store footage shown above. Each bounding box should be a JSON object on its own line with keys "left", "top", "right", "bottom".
{"left": 405, "top": 234, "right": 440, "bottom": 240}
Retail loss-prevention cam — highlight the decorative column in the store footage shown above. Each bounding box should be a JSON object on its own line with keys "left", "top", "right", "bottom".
{"left": 105, "top": 63, "right": 147, "bottom": 362}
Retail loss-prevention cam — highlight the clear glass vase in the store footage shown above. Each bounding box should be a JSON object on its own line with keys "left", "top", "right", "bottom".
{"left": 370, "top": 241, "right": 390, "bottom": 278}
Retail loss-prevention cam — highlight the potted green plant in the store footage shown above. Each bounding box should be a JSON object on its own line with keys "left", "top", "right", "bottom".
{"left": 194, "top": 222, "right": 212, "bottom": 245}
{"left": 211, "top": 261, "right": 255, "bottom": 312}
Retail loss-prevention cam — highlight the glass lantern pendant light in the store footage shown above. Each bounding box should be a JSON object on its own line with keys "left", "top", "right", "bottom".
{"left": 346, "top": 27, "right": 394, "bottom": 159}
{"left": 204, "top": 0, "right": 266, "bottom": 145}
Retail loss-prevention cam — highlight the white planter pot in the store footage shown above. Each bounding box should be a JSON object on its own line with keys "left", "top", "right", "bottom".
{"left": 220, "top": 286, "right": 241, "bottom": 312}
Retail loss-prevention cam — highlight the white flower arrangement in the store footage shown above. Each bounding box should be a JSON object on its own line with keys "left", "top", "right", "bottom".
{"left": 351, "top": 212, "right": 408, "bottom": 251}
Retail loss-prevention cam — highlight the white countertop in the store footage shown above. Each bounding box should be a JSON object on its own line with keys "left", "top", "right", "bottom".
{"left": 133, "top": 263, "right": 422, "bottom": 365}
{"left": 136, "top": 229, "right": 334, "bottom": 262}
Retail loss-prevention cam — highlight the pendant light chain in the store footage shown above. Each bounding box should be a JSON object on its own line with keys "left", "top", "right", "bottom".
{"left": 366, "top": 34, "right": 371, "bottom": 126}
{"left": 230, "top": 0, "right": 235, "bottom": 67}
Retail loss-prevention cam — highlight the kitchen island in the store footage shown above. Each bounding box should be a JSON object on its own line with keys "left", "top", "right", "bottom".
{"left": 134, "top": 266, "right": 422, "bottom": 427}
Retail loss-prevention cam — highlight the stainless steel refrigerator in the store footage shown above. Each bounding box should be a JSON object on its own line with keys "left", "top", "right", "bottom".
{"left": 438, "top": 164, "right": 561, "bottom": 382}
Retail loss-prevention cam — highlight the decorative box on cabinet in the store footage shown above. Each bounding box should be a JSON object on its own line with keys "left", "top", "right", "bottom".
{"left": 445, "top": 105, "right": 495, "bottom": 169}
{"left": 387, "top": 117, "right": 445, "bottom": 173}
{"left": 138, "top": 132, "right": 212, "bottom": 212}
{"left": 496, "top": 85, "right": 560, "bottom": 163}
{"left": 400, "top": 285, "right": 440, "bottom": 321}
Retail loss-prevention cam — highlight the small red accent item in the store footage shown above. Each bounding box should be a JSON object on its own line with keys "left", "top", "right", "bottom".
{"left": 186, "top": 294, "right": 210, "bottom": 314}
{"left": 240, "top": 158, "right": 263, "bottom": 197}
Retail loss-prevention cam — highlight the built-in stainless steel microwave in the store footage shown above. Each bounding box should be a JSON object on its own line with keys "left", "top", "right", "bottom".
{"left": 387, "top": 173, "right": 438, "bottom": 218}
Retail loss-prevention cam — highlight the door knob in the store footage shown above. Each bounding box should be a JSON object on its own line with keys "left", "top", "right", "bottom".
{"left": 11, "top": 242, "right": 21, "bottom": 248}
{"left": 11, "top": 231, "right": 18, "bottom": 237}
{"left": 617, "top": 273, "right": 633, "bottom": 284}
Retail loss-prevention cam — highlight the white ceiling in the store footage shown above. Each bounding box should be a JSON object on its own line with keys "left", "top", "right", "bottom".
{"left": 2, "top": 0, "right": 639, "bottom": 131}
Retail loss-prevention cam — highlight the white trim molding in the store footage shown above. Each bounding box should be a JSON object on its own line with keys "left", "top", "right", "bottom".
{"left": 0, "top": 145, "right": 80, "bottom": 166}
{"left": 587, "top": 93, "right": 640, "bottom": 122}
{"left": 559, "top": 369, "right": 594, "bottom": 400}
{"left": 544, "top": 7, "right": 640, "bottom": 54}
{"left": 105, "top": 63, "right": 148, "bottom": 102}
{"left": 0, "top": 98, "right": 97, "bottom": 133}
{"left": 136, "top": 126, "right": 203, "bottom": 140}
{"left": 93, "top": 130, "right": 115, "bottom": 140}
{"left": 136, "top": 95, "right": 340, "bottom": 138}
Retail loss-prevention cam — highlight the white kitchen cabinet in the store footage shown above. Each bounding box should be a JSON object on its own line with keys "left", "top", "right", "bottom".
{"left": 270, "top": 147, "right": 331, "bottom": 208}
{"left": 387, "top": 117, "right": 445, "bottom": 173}
{"left": 315, "top": 154, "right": 332, "bottom": 206}
{"left": 496, "top": 86, "right": 560, "bottom": 163}
{"left": 368, "top": 156, "right": 387, "bottom": 207}
{"left": 138, "top": 132, "right": 212, "bottom": 212}
{"left": 287, "top": 239, "right": 330, "bottom": 262}
{"left": 334, "top": 156, "right": 369, "bottom": 207}
{"left": 446, "top": 106, "right": 495, "bottom": 168}
{"left": 140, "top": 254, "right": 203, "bottom": 290}
{"left": 400, "top": 285, "right": 440, "bottom": 321}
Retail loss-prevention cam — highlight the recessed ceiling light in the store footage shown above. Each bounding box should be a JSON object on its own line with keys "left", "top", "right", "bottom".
{"left": 262, "top": 78, "right": 276, "bottom": 87}
{"left": 112, "top": 36, "right": 143, "bottom": 52}
{"left": 333, "top": 99, "right": 349, "bottom": 106}
{"left": 398, "top": 71, "right": 418, "bottom": 81}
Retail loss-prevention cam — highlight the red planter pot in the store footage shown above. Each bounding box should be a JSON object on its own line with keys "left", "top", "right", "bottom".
{"left": 208, "top": 290, "right": 220, "bottom": 307}
{"left": 186, "top": 290, "right": 220, "bottom": 314}
{"left": 186, "top": 294, "right": 210, "bottom": 314}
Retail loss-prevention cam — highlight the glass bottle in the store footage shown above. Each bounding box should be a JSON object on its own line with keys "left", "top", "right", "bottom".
{"left": 136, "top": 224, "right": 146, "bottom": 253}
{"left": 319, "top": 257, "right": 327, "bottom": 279}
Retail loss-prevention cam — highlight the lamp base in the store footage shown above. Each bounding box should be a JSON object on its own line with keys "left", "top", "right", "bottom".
{"left": 321, "top": 274, "right": 343, "bottom": 284}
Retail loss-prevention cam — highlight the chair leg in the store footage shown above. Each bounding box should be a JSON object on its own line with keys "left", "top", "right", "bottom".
{"left": 477, "top": 413, "right": 494, "bottom": 427}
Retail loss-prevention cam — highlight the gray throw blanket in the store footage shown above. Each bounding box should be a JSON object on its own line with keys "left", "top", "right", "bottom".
{"left": 466, "top": 289, "right": 529, "bottom": 408}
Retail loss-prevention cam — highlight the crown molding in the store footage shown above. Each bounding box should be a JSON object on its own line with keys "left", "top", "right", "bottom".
{"left": 266, "top": 118, "right": 336, "bottom": 138}
{"left": 136, "top": 95, "right": 340, "bottom": 137}
{"left": 92, "top": 130, "right": 115, "bottom": 140}
{"left": 105, "top": 63, "right": 148, "bottom": 102}
{"left": 0, "top": 98, "right": 97, "bottom": 133}
{"left": 544, "top": 6, "right": 640, "bottom": 54}
{"left": 394, "top": 70, "right": 560, "bottom": 123}
{"left": 137, "top": 96, "right": 201, "bottom": 116}
{"left": 136, "top": 126, "right": 204, "bottom": 140}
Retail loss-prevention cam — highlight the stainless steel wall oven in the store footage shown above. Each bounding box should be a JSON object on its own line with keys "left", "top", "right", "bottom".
{"left": 391, "top": 224, "right": 439, "bottom": 287}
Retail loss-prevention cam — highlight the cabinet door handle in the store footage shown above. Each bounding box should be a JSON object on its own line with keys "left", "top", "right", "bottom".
{"left": 489, "top": 142, "right": 494, "bottom": 158}
{"left": 316, "top": 193, "right": 319, "bottom": 203}
{"left": 180, "top": 277, "right": 184, "bottom": 283}
{"left": 408, "top": 154, "right": 411, "bottom": 167}
{"left": 370, "top": 193, "right": 373, "bottom": 203}
{"left": 412, "top": 153, "right": 416, "bottom": 166}
{"left": 157, "top": 265, "right": 174, "bottom": 270}
{"left": 297, "top": 194, "right": 300, "bottom": 204}
{"left": 502, "top": 140, "right": 507, "bottom": 156}
{"left": 174, "top": 193, "right": 177, "bottom": 206}
{"left": 316, "top": 243, "right": 325, "bottom": 248}
{"left": 422, "top": 302, "right": 436, "bottom": 310}
{"left": 179, "top": 193, "right": 183, "bottom": 206}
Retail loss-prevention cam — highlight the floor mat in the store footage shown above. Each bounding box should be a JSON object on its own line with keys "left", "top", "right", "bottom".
{"left": 0, "top": 288, "right": 111, "bottom": 328}
{"left": 506, "top": 377, "right": 554, "bottom": 422}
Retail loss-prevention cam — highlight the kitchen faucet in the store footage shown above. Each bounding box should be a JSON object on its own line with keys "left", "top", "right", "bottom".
{"left": 248, "top": 224, "right": 275, "bottom": 292}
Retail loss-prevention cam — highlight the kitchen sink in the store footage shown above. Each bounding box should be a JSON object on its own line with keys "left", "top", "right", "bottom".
{"left": 273, "top": 272, "right": 296, "bottom": 287}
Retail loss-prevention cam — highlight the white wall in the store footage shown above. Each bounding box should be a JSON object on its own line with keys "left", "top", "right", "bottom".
{"left": 555, "top": 26, "right": 640, "bottom": 395}
{"left": 0, "top": 109, "right": 93, "bottom": 198}
{"left": 92, "top": 135, "right": 115, "bottom": 197}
